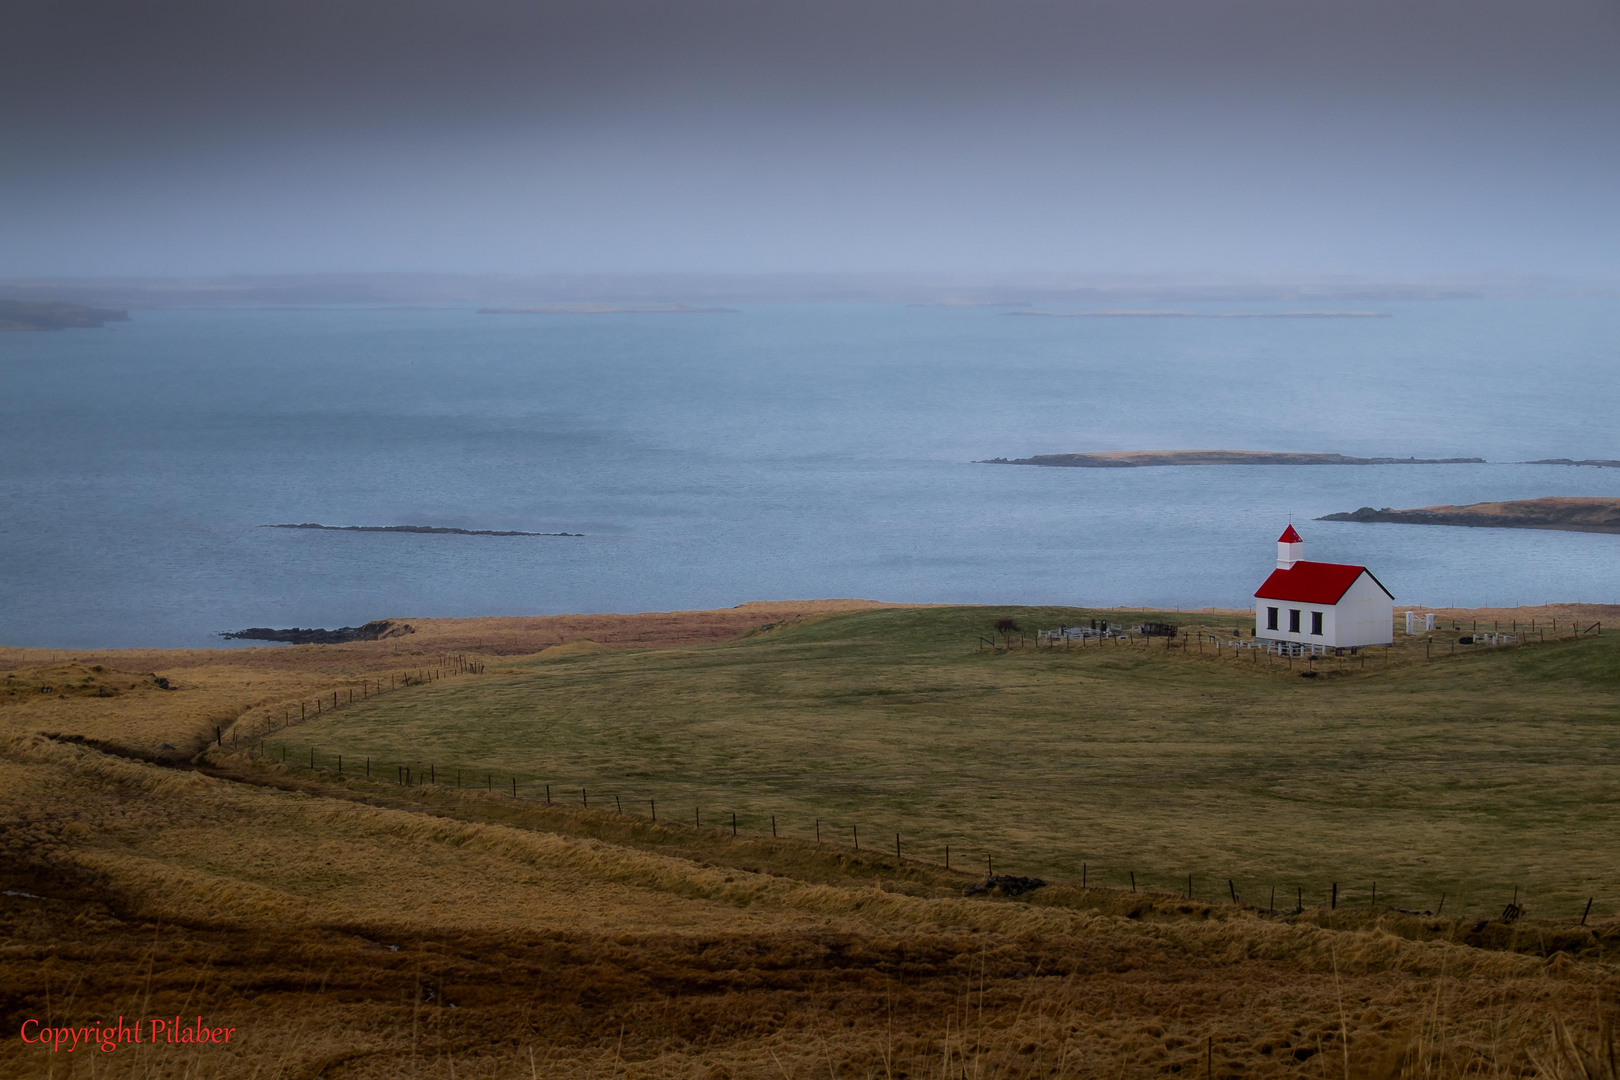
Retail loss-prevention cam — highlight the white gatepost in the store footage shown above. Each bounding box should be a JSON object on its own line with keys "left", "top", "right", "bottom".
{"left": 1404, "top": 611, "right": 1436, "bottom": 634}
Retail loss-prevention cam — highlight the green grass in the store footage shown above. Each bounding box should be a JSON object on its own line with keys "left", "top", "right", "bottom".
{"left": 292, "top": 605, "right": 1620, "bottom": 920}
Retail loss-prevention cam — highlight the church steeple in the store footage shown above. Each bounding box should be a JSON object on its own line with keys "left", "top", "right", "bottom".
{"left": 1277, "top": 524, "right": 1303, "bottom": 569}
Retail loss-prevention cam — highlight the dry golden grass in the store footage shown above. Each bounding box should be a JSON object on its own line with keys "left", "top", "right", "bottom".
{"left": 0, "top": 600, "right": 916, "bottom": 755}
{"left": 3, "top": 602, "right": 1618, "bottom": 1078}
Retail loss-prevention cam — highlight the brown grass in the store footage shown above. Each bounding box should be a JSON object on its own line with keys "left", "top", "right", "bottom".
{"left": 0, "top": 600, "right": 917, "bottom": 755}
{"left": 2, "top": 603, "right": 1617, "bottom": 1078}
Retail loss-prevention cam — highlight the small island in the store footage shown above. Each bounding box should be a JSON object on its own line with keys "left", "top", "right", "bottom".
{"left": 1319, "top": 497, "right": 1620, "bottom": 534}
{"left": 1002, "top": 309, "right": 1391, "bottom": 319}
{"left": 221, "top": 619, "right": 415, "bottom": 644}
{"left": 1524, "top": 458, "right": 1620, "bottom": 469}
{"left": 267, "top": 524, "right": 581, "bottom": 537}
{"left": 0, "top": 299, "right": 130, "bottom": 331}
{"left": 477, "top": 304, "right": 736, "bottom": 315}
{"left": 982, "top": 450, "right": 1486, "bottom": 468}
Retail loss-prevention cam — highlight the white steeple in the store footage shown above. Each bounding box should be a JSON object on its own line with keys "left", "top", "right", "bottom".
{"left": 1277, "top": 524, "right": 1303, "bottom": 569}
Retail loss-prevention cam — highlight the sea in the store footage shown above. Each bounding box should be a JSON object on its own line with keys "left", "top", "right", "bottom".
{"left": 3, "top": 298, "right": 1619, "bottom": 649}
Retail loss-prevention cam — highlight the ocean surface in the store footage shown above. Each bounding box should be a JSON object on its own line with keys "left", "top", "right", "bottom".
{"left": 3, "top": 299, "right": 1619, "bottom": 649}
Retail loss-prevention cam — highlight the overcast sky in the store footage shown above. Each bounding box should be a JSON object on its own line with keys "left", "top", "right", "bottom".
{"left": 3, "top": 0, "right": 1618, "bottom": 279}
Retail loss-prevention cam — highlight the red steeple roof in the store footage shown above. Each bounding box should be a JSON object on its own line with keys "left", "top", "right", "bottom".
{"left": 1278, "top": 524, "right": 1303, "bottom": 543}
{"left": 1255, "top": 561, "right": 1393, "bottom": 605}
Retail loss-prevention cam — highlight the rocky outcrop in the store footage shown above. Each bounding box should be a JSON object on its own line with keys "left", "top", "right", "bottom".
{"left": 1524, "top": 458, "right": 1620, "bottom": 468}
{"left": 964, "top": 875, "right": 1048, "bottom": 898}
{"left": 477, "top": 304, "right": 736, "bottom": 314}
{"left": 982, "top": 450, "right": 1485, "bottom": 468}
{"left": 0, "top": 300, "right": 130, "bottom": 331}
{"left": 1319, "top": 497, "right": 1620, "bottom": 534}
{"left": 266, "top": 524, "right": 581, "bottom": 537}
{"left": 220, "top": 620, "right": 415, "bottom": 644}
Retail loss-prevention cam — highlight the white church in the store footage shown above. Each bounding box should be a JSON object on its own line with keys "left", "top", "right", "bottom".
{"left": 1254, "top": 525, "right": 1394, "bottom": 649}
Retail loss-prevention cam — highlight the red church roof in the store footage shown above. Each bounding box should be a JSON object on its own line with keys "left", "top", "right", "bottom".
{"left": 1255, "top": 561, "right": 1393, "bottom": 605}
{"left": 1278, "top": 524, "right": 1303, "bottom": 543}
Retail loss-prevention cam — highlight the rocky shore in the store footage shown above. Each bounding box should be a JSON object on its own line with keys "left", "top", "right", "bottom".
{"left": 1002, "top": 309, "right": 1391, "bottom": 319}
{"left": 0, "top": 299, "right": 130, "bottom": 331}
{"left": 983, "top": 450, "right": 1486, "bottom": 468}
{"left": 267, "top": 524, "right": 582, "bottom": 537}
{"left": 477, "top": 304, "right": 735, "bottom": 314}
{"left": 220, "top": 619, "right": 415, "bottom": 644}
{"left": 1319, "top": 497, "right": 1620, "bottom": 534}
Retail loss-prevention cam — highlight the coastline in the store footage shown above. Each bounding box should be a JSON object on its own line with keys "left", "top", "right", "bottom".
{"left": 982, "top": 449, "right": 1487, "bottom": 468}
{"left": 1319, "top": 496, "right": 1620, "bottom": 535}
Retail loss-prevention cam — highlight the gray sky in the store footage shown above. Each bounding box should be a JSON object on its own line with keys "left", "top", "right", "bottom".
{"left": 3, "top": 0, "right": 1618, "bottom": 278}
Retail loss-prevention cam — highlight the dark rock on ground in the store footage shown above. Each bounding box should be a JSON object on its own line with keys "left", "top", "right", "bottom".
{"left": 964, "top": 875, "right": 1048, "bottom": 898}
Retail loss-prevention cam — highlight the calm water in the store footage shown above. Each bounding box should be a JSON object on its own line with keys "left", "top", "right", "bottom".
{"left": 3, "top": 299, "right": 1619, "bottom": 649}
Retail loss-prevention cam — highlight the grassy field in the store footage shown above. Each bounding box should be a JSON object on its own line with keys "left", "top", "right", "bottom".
{"left": 4, "top": 602, "right": 1618, "bottom": 1079}
{"left": 274, "top": 605, "right": 1620, "bottom": 921}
